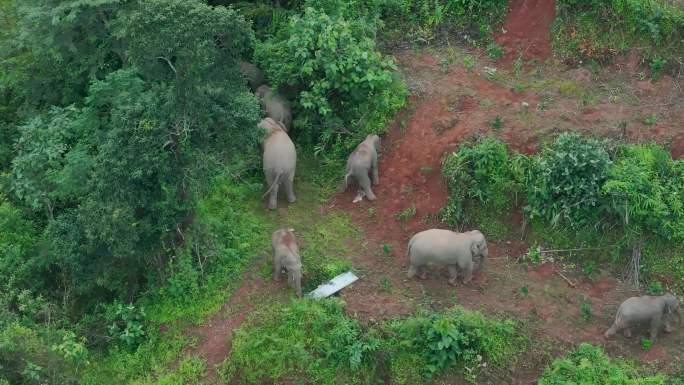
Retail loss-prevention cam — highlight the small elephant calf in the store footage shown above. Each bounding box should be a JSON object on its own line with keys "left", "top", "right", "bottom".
{"left": 407, "top": 229, "right": 488, "bottom": 286}
{"left": 605, "top": 293, "right": 681, "bottom": 343}
{"left": 341, "top": 134, "right": 381, "bottom": 201}
{"left": 272, "top": 228, "right": 302, "bottom": 298}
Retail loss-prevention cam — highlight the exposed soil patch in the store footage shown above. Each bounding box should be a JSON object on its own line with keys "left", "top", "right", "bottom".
{"left": 495, "top": 0, "right": 556, "bottom": 63}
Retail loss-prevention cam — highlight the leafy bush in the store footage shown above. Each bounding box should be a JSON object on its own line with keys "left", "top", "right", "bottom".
{"left": 224, "top": 299, "right": 380, "bottom": 384}
{"left": 384, "top": 306, "right": 519, "bottom": 381}
{"left": 538, "top": 343, "right": 665, "bottom": 385}
{"left": 603, "top": 144, "right": 684, "bottom": 242}
{"left": 441, "top": 137, "right": 519, "bottom": 227}
{"left": 524, "top": 133, "right": 612, "bottom": 229}
{"left": 379, "top": 0, "right": 509, "bottom": 44}
{"left": 255, "top": 5, "right": 405, "bottom": 154}
{"left": 553, "top": 0, "right": 684, "bottom": 70}
{"left": 105, "top": 302, "right": 147, "bottom": 349}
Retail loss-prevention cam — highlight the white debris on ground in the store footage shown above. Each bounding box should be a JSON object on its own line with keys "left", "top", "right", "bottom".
{"left": 306, "top": 271, "right": 359, "bottom": 299}
{"left": 352, "top": 190, "right": 365, "bottom": 203}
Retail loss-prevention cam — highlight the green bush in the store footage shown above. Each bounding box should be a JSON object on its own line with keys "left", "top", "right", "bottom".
{"left": 441, "top": 137, "right": 519, "bottom": 227}
{"left": 384, "top": 306, "right": 519, "bottom": 381}
{"left": 553, "top": 0, "right": 684, "bottom": 70}
{"left": 224, "top": 299, "right": 380, "bottom": 384}
{"left": 603, "top": 144, "right": 684, "bottom": 242}
{"left": 379, "top": 0, "right": 509, "bottom": 44}
{"left": 538, "top": 343, "right": 665, "bottom": 385}
{"left": 255, "top": 5, "right": 405, "bottom": 154}
{"left": 524, "top": 133, "right": 612, "bottom": 229}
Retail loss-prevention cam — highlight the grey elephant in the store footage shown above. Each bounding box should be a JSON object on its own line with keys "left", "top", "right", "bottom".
{"left": 407, "top": 229, "right": 488, "bottom": 285}
{"left": 259, "top": 117, "right": 296, "bottom": 210}
{"left": 272, "top": 228, "right": 302, "bottom": 298}
{"left": 604, "top": 294, "right": 681, "bottom": 342}
{"left": 341, "top": 134, "right": 381, "bottom": 201}
{"left": 256, "top": 85, "right": 292, "bottom": 131}
{"left": 239, "top": 61, "right": 264, "bottom": 92}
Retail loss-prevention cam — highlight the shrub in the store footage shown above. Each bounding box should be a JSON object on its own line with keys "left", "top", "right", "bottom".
{"left": 441, "top": 137, "right": 519, "bottom": 227}
{"left": 553, "top": 0, "right": 684, "bottom": 70}
{"left": 603, "top": 144, "right": 684, "bottom": 242}
{"left": 384, "top": 306, "right": 519, "bottom": 381}
{"left": 538, "top": 343, "right": 665, "bottom": 385}
{"left": 524, "top": 133, "right": 611, "bottom": 229}
{"left": 379, "top": 0, "right": 509, "bottom": 44}
{"left": 224, "top": 299, "right": 379, "bottom": 384}
{"left": 255, "top": 5, "right": 405, "bottom": 156}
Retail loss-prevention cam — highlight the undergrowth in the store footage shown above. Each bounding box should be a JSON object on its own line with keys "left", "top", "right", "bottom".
{"left": 222, "top": 299, "right": 522, "bottom": 384}
{"left": 552, "top": 0, "right": 684, "bottom": 75}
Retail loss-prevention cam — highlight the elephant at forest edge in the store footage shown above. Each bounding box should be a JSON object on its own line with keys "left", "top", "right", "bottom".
{"left": 604, "top": 294, "right": 681, "bottom": 343}
{"left": 341, "top": 134, "right": 381, "bottom": 201}
{"left": 239, "top": 61, "right": 264, "bottom": 92}
{"left": 259, "top": 117, "right": 296, "bottom": 210}
{"left": 407, "top": 229, "right": 488, "bottom": 285}
{"left": 256, "top": 85, "right": 292, "bottom": 131}
{"left": 272, "top": 228, "right": 302, "bottom": 298}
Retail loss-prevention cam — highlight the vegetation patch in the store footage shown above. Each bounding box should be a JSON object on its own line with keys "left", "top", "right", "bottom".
{"left": 552, "top": 0, "right": 684, "bottom": 74}
{"left": 538, "top": 343, "right": 666, "bottom": 385}
{"left": 223, "top": 299, "right": 522, "bottom": 384}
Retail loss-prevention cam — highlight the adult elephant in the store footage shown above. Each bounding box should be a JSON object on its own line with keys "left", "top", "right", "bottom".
{"left": 259, "top": 118, "right": 296, "bottom": 210}
{"left": 407, "top": 229, "right": 488, "bottom": 285}
{"left": 605, "top": 294, "right": 681, "bottom": 343}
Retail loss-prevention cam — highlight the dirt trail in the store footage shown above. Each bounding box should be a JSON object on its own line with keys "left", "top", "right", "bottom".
{"left": 495, "top": 0, "right": 556, "bottom": 63}
{"left": 331, "top": 50, "right": 684, "bottom": 381}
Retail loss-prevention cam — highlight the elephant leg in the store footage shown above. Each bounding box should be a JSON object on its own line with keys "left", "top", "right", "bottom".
{"left": 358, "top": 173, "right": 376, "bottom": 201}
{"left": 419, "top": 266, "right": 428, "bottom": 280}
{"left": 664, "top": 319, "right": 673, "bottom": 333}
{"left": 447, "top": 265, "right": 459, "bottom": 286}
{"left": 273, "top": 258, "right": 282, "bottom": 281}
{"left": 284, "top": 175, "right": 296, "bottom": 203}
{"left": 650, "top": 316, "right": 661, "bottom": 342}
{"left": 371, "top": 152, "right": 379, "bottom": 185}
{"left": 623, "top": 328, "right": 632, "bottom": 338}
{"left": 461, "top": 261, "right": 474, "bottom": 284}
{"left": 268, "top": 182, "right": 280, "bottom": 210}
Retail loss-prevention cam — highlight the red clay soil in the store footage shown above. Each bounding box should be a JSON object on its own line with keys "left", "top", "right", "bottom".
{"left": 495, "top": 0, "right": 556, "bottom": 63}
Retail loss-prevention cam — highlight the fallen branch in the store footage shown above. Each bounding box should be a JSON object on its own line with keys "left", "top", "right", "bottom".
{"left": 540, "top": 246, "right": 612, "bottom": 254}
{"left": 554, "top": 269, "right": 577, "bottom": 288}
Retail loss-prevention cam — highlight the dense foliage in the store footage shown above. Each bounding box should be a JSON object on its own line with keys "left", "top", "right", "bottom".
{"left": 524, "top": 133, "right": 612, "bottom": 229}
{"left": 441, "top": 133, "right": 684, "bottom": 288}
{"left": 553, "top": 0, "right": 684, "bottom": 73}
{"left": 225, "top": 300, "right": 520, "bottom": 384}
{"left": 538, "top": 343, "right": 665, "bottom": 385}
{"left": 441, "top": 137, "right": 520, "bottom": 227}
{"left": 255, "top": 3, "right": 406, "bottom": 160}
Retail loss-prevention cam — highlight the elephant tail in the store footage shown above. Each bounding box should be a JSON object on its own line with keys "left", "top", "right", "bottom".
{"left": 262, "top": 172, "right": 282, "bottom": 198}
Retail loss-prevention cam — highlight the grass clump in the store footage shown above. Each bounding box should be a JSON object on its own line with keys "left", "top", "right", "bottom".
{"left": 538, "top": 343, "right": 665, "bottom": 385}
{"left": 441, "top": 137, "right": 520, "bottom": 229}
{"left": 223, "top": 298, "right": 379, "bottom": 385}
{"left": 384, "top": 306, "right": 521, "bottom": 382}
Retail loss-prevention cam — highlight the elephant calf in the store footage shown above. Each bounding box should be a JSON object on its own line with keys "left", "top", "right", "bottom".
{"left": 407, "top": 229, "right": 488, "bottom": 285}
{"left": 256, "top": 85, "right": 292, "bottom": 131}
{"left": 341, "top": 134, "right": 381, "bottom": 201}
{"left": 259, "top": 118, "right": 296, "bottom": 210}
{"left": 605, "top": 294, "right": 681, "bottom": 342}
{"left": 272, "top": 228, "right": 302, "bottom": 298}
{"left": 239, "top": 61, "right": 264, "bottom": 92}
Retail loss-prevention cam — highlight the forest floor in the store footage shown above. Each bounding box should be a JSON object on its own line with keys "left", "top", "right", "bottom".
{"left": 181, "top": 1, "right": 684, "bottom": 382}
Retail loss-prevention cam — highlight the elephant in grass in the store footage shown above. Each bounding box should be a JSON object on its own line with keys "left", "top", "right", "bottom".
{"left": 604, "top": 294, "right": 681, "bottom": 343}
{"left": 407, "top": 229, "right": 488, "bottom": 285}
{"left": 256, "top": 85, "right": 292, "bottom": 131}
{"left": 239, "top": 61, "right": 264, "bottom": 92}
{"left": 341, "top": 134, "right": 381, "bottom": 201}
{"left": 272, "top": 228, "right": 302, "bottom": 298}
{"left": 259, "top": 118, "right": 296, "bottom": 210}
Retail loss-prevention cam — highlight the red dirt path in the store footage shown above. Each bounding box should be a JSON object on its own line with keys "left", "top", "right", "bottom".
{"left": 495, "top": 0, "right": 556, "bottom": 63}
